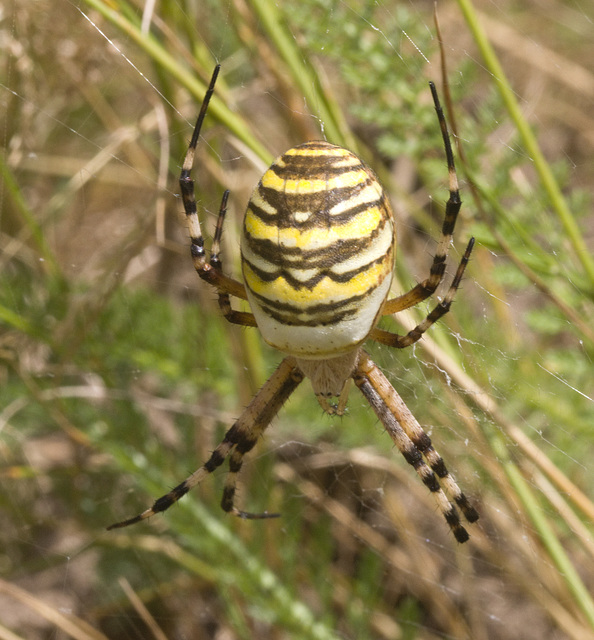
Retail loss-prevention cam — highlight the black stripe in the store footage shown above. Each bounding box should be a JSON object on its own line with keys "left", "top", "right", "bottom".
{"left": 152, "top": 483, "right": 189, "bottom": 513}
{"left": 248, "top": 287, "right": 381, "bottom": 327}
{"left": 247, "top": 191, "right": 387, "bottom": 232}
{"left": 257, "top": 304, "right": 358, "bottom": 327}
{"left": 272, "top": 157, "right": 365, "bottom": 179}
{"left": 250, "top": 288, "right": 367, "bottom": 316}
{"left": 243, "top": 217, "right": 389, "bottom": 269}
{"left": 250, "top": 181, "right": 380, "bottom": 229}
{"left": 243, "top": 252, "right": 387, "bottom": 289}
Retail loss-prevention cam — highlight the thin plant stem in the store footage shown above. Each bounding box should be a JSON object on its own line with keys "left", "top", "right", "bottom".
{"left": 456, "top": 0, "right": 594, "bottom": 291}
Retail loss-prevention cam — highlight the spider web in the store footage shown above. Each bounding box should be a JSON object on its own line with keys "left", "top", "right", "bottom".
{"left": 1, "top": 0, "right": 594, "bottom": 638}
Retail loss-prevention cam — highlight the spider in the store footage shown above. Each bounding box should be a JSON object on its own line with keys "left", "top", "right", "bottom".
{"left": 108, "top": 65, "right": 479, "bottom": 542}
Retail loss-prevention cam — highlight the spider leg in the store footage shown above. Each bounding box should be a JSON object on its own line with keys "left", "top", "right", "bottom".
{"left": 371, "top": 237, "right": 474, "bottom": 348}
{"left": 353, "top": 351, "right": 477, "bottom": 543}
{"left": 383, "top": 81, "right": 463, "bottom": 316}
{"left": 210, "top": 189, "right": 257, "bottom": 327}
{"left": 107, "top": 357, "right": 304, "bottom": 529}
{"left": 179, "top": 64, "right": 255, "bottom": 323}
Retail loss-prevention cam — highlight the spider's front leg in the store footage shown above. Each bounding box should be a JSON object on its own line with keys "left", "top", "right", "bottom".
{"left": 209, "top": 189, "right": 258, "bottom": 327}
{"left": 179, "top": 65, "right": 256, "bottom": 326}
{"left": 179, "top": 67, "right": 221, "bottom": 284}
{"left": 372, "top": 237, "right": 474, "bottom": 349}
{"left": 382, "top": 80, "right": 466, "bottom": 317}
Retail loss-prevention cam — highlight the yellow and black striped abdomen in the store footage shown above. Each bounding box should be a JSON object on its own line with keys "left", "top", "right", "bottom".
{"left": 241, "top": 141, "right": 395, "bottom": 358}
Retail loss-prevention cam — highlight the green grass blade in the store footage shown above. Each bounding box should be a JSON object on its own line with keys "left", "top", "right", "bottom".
{"left": 247, "top": 0, "right": 356, "bottom": 149}
{"left": 456, "top": 0, "right": 594, "bottom": 292}
{"left": 492, "top": 436, "right": 594, "bottom": 629}
{"left": 0, "top": 151, "right": 60, "bottom": 279}
{"left": 79, "top": 0, "right": 272, "bottom": 164}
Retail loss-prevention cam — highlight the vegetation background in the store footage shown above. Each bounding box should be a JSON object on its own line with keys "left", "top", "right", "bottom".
{"left": 1, "top": 0, "right": 593, "bottom": 638}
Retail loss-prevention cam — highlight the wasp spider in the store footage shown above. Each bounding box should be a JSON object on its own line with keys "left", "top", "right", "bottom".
{"left": 109, "top": 65, "right": 479, "bottom": 543}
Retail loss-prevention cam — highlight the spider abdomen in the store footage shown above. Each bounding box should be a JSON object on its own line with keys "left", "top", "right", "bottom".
{"left": 241, "top": 141, "right": 395, "bottom": 358}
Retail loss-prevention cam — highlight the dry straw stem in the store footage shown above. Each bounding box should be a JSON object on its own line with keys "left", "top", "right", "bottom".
{"left": 117, "top": 577, "right": 169, "bottom": 640}
{"left": 0, "top": 578, "right": 109, "bottom": 640}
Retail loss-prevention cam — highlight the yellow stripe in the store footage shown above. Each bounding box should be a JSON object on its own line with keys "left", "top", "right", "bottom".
{"left": 243, "top": 258, "right": 391, "bottom": 307}
{"left": 261, "top": 167, "right": 369, "bottom": 194}
{"left": 283, "top": 146, "right": 353, "bottom": 158}
{"left": 244, "top": 204, "right": 384, "bottom": 250}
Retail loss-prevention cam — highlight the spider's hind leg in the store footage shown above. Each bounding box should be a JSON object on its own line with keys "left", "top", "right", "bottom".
{"left": 107, "top": 357, "right": 304, "bottom": 529}
{"left": 353, "top": 351, "right": 477, "bottom": 543}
